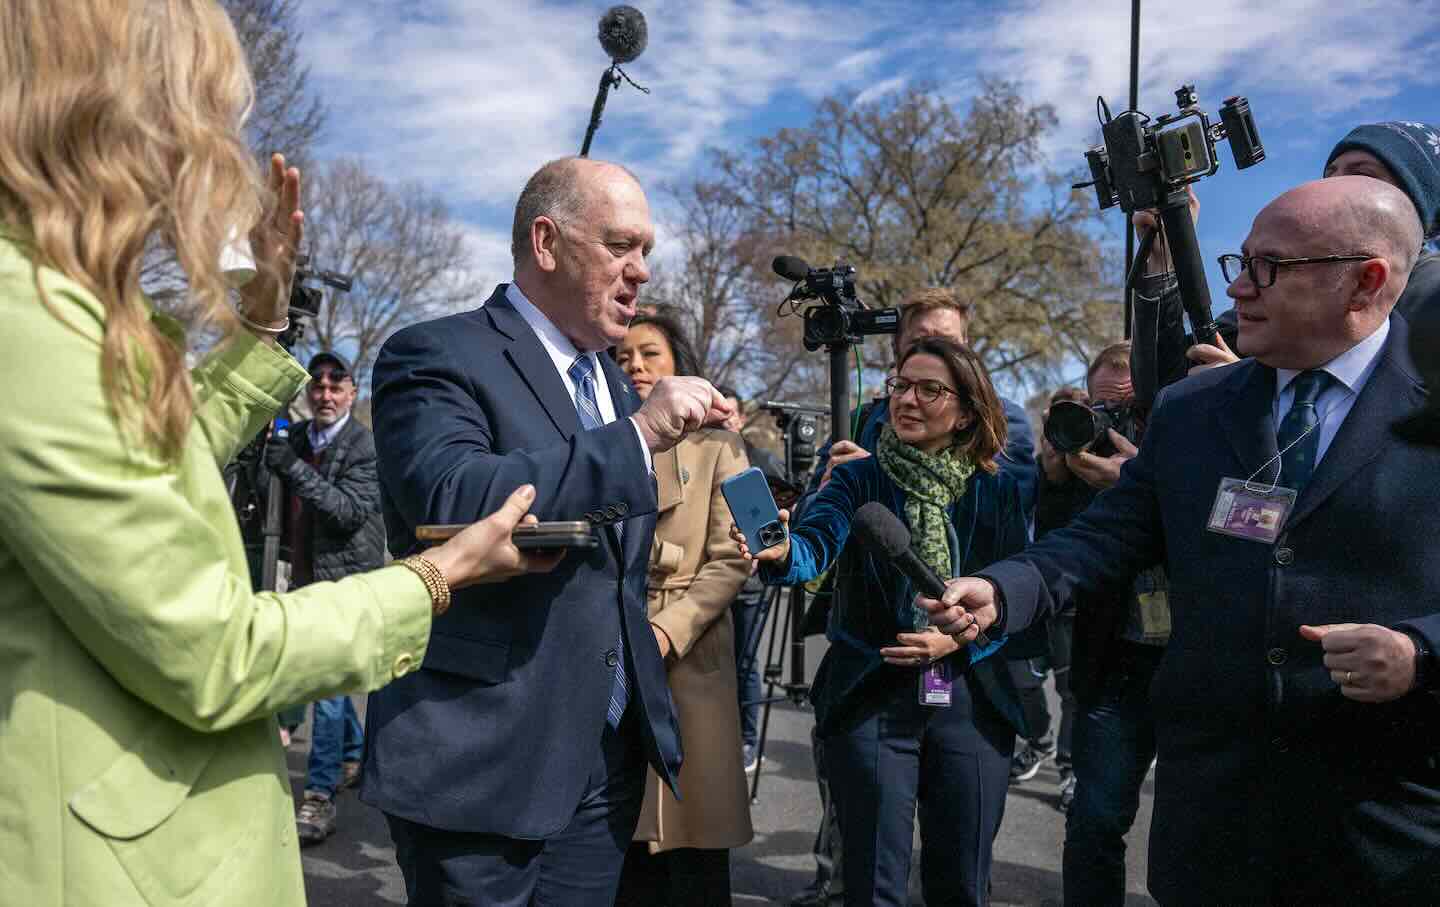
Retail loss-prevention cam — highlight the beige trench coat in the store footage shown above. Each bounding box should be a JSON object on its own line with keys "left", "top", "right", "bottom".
{"left": 633, "top": 429, "right": 755, "bottom": 852}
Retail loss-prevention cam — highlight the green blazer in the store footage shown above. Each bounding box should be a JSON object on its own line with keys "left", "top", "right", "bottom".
{"left": 0, "top": 237, "right": 433, "bottom": 907}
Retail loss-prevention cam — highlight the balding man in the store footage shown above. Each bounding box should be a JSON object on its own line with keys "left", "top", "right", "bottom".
{"left": 927, "top": 177, "right": 1440, "bottom": 904}
{"left": 364, "top": 157, "right": 734, "bottom": 904}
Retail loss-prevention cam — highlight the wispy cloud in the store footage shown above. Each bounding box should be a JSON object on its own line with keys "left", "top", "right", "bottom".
{"left": 954, "top": 0, "right": 1440, "bottom": 155}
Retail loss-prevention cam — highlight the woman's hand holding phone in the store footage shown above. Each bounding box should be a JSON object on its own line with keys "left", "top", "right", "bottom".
{"left": 729, "top": 509, "right": 791, "bottom": 564}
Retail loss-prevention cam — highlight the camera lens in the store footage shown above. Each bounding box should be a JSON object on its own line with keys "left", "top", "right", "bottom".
{"left": 1044, "top": 401, "right": 1100, "bottom": 454}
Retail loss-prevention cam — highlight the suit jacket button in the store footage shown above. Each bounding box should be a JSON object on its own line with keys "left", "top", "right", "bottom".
{"left": 585, "top": 510, "right": 602, "bottom": 524}
{"left": 616, "top": 502, "right": 629, "bottom": 516}
{"left": 1267, "top": 647, "right": 1288, "bottom": 666}
{"left": 605, "top": 650, "right": 619, "bottom": 667}
{"left": 1271, "top": 736, "right": 1289, "bottom": 752}
{"left": 1274, "top": 547, "right": 1294, "bottom": 566}
{"left": 604, "top": 505, "right": 621, "bottom": 520}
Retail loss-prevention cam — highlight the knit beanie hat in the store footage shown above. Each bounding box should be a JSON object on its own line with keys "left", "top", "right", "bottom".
{"left": 1326, "top": 121, "right": 1440, "bottom": 238}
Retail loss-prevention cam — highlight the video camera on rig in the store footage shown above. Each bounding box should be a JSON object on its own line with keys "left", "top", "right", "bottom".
{"left": 1076, "top": 84, "right": 1264, "bottom": 343}
{"left": 772, "top": 255, "right": 899, "bottom": 350}
{"left": 281, "top": 256, "right": 354, "bottom": 342}
{"left": 761, "top": 400, "right": 830, "bottom": 483}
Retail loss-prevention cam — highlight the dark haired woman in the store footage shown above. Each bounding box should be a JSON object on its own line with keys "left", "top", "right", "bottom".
{"left": 612, "top": 314, "right": 754, "bottom": 905}
{"left": 733, "top": 337, "right": 1030, "bottom": 907}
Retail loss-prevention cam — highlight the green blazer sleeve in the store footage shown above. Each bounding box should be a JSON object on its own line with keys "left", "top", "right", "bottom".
{"left": 0, "top": 264, "right": 433, "bottom": 733}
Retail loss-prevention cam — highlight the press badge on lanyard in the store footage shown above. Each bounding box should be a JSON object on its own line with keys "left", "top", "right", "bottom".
{"left": 918, "top": 508, "right": 976, "bottom": 707}
{"left": 1205, "top": 400, "right": 1335, "bottom": 544}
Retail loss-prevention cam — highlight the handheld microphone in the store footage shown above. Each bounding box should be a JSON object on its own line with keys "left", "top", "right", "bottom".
{"left": 851, "top": 503, "right": 991, "bottom": 647}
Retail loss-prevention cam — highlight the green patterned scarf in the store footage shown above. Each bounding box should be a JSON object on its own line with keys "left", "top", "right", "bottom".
{"left": 875, "top": 424, "right": 976, "bottom": 630}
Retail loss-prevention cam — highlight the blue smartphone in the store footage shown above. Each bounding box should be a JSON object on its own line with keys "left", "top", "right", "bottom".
{"left": 721, "top": 467, "right": 787, "bottom": 554}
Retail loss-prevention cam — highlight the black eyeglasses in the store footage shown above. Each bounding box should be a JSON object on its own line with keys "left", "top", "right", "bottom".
{"left": 885, "top": 376, "right": 958, "bottom": 406}
{"left": 1218, "top": 252, "right": 1375, "bottom": 289}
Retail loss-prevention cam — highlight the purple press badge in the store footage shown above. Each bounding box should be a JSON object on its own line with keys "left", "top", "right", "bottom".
{"left": 920, "top": 660, "right": 953, "bottom": 707}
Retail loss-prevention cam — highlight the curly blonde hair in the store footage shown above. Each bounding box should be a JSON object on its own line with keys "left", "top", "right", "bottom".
{"left": 0, "top": 0, "right": 267, "bottom": 460}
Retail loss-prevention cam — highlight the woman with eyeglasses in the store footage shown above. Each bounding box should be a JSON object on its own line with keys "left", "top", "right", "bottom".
{"left": 0, "top": 3, "right": 558, "bottom": 904}
{"left": 731, "top": 337, "right": 1029, "bottom": 907}
{"left": 612, "top": 313, "right": 753, "bottom": 906}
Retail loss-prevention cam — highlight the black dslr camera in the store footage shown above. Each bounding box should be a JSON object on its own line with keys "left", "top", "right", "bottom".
{"left": 772, "top": 255, "right": 899, "bottom": 350}
{"left": 1044, "top": 400, "right": 1139, "bottom": 458}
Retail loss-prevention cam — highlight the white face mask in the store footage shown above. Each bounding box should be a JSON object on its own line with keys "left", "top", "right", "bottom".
{"left": 219, "top": 226, "right": 256, "bottom": 288}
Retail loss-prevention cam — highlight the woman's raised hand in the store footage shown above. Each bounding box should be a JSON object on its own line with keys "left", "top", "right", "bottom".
{"left": 729, "top": 509, "right": 791, "bottom": 565}
{"left": 424, "top": 486, "right": 565, "bottom": 590}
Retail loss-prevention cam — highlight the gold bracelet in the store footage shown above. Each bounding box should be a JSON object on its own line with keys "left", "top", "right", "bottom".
{"left": 399, "top": 555, "right": 451, "bottom": 617}
{"left": 234, "top": 305, "right": 291, "bottom": 335}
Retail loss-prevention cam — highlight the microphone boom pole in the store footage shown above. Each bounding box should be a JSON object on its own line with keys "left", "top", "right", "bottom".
{"left": 579, "top": 6, "right": 649, "bottom": 157}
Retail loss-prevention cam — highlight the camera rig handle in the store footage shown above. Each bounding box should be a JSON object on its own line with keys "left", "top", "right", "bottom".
{"left": 1157, "top": 187, "right": 1219, "bottom": 343}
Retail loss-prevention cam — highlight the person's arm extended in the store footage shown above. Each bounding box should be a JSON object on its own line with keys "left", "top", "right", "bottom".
{"left": 372, "top": 323, "right": 658, "bottom": 546}
{"left": 760, "top": 459, "right": 863, "bottom": 587}
{"left": 979, "top": 392, "right": 1170, "bottom": 637}
{"left": 650, "top": 435, "right": 752, "bottom": 660}
{"left": 0, "top": 286, "right": 431, "bottom": 733}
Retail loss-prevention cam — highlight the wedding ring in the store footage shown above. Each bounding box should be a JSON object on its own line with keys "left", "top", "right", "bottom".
{"left": 1345, "top": 670, "right": 1355, "bottom": 686}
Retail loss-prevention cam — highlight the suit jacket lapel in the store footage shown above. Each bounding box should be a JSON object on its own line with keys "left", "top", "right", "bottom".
{"left": 487, "top": 288, "right": 580, "bottom": 440}
{"left": 1215, "top": 360, "right": 1280, "bottom": 483}
{"left": 1285, "top": 319, "right": 1426, "bottom": 529}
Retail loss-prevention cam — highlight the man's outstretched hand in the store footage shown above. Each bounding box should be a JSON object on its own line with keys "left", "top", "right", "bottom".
{"left": 921, "top": 577, "right": 1000, "bottom": 645}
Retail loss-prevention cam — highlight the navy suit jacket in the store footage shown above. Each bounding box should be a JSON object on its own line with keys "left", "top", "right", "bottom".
{"left": 359, "top": 286, "right": 682, "bottom": 839}
{"left": 984, "top": 316, "right": 1440, "bottom": 903}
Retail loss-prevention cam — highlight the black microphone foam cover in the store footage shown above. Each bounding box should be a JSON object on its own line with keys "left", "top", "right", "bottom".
{"left": 852, "top": 503, "right": 911, "bottom": 559}
{"left": 773, "top": 255, "right": 811, "bottom": 282}
{"left": 598, "top": 5, "right": 648, "bottom": 64}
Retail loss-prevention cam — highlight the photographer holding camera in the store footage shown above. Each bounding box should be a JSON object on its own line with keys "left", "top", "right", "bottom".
{"left": 259, "top": 351, "right": 387, "bottom": 846}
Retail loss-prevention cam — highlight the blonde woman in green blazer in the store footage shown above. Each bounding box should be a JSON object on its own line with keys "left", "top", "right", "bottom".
{"left": 0, "top": 3, "right": 558, "bottom": 905}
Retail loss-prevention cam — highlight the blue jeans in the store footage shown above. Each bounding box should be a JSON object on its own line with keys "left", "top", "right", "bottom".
{"left": 730, "top": 586, "right": 766, "bottom": 749}
{"left": 1062, "top": 643, "right": 1161, "bottom": 907}
{"left": 306, "top": 695, "right": 364, "bottom": 798}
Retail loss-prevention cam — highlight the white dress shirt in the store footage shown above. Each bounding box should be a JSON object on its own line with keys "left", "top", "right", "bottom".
{"left": 505, "top": 283, "right": 652, "bottom": 473}
{"left": 1272, "top": 318, "right": 1389, "bottom": 467}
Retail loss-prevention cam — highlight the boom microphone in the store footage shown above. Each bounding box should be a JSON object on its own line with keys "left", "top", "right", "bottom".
{"left": 580, "top": 6, "right": 650, "bottom": 157}
{"left": 598, "top": 5, "right": 648, "bottom": 63}
{"left": 851, "top": 503, "right": 991, "bottom": 647}
{"left": 772, "top": 255, "right": 811, "bottom": 282}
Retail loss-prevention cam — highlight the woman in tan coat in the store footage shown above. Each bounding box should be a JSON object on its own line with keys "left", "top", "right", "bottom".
{"left": 613, "top": 313, "right": 754, "bottom": 905}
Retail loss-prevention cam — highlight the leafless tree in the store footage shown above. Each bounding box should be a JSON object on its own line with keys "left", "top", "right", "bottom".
{"left": 288, "top": 158, "right": 487, "bottom": 389}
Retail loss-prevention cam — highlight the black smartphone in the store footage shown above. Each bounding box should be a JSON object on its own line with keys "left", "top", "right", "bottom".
{"left": 721, "top": 467, "right": 787, "bottom": 554}
{"left": 414, "top": 520, "right": 598, "bottom": 551}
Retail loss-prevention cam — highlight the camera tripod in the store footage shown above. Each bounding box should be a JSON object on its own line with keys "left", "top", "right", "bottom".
{"left": 737, "top": 573, "right": 814, "bottom": 802}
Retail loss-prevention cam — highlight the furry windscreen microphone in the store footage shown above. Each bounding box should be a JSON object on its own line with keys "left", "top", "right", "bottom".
{"left": 598, "top": 5, "right": 647, "bottom": 64}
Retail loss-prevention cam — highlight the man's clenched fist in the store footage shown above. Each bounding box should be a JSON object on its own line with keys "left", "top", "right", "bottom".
{"left": 631, "top": 376, "right": 735, "bottom": 453}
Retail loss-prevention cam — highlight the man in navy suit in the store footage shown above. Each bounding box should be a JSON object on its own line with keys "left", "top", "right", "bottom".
{"left": 361, "top": 157, "right": 734, "bottom": 905}
{"left": 929, "top": 176, "right": 1440, "bottom": 904}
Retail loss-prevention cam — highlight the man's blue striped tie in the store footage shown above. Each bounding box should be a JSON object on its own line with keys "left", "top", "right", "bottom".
{"left": 568, "top": 354, "right": 629, "bottom": 728}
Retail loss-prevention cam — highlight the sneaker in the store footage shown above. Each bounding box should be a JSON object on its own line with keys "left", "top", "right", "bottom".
{"left": 339, "top": 760, "right": 362, "bottom": 791}
{"left": 296, "top": 791, "right": 337, "bottom": 846}
{"left": 1058, "top": 774, "right": 1077, "bottom": 813}
{"left": 1010, "top": 741, "right": 1051, "bottom": 783}
{"left": 742, "top": 744, "right": 759, "bottom": 774}
{"left": 789, "top": 881, "right": 833, "bottom": 906}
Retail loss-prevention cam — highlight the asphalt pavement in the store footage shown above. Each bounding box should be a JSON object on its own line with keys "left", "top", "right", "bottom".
{"left": 291, "top": 634, "right": 1155, "bottom": 906}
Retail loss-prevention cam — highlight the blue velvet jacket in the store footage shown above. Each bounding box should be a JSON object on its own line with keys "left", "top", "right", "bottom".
{"left": 764, "top": 454, "right": 1030, "bottom": 736}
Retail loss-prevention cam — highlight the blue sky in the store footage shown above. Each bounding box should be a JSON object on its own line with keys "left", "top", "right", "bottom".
{"left": 293, "top": 0, "right": 1440, "bottom": 377}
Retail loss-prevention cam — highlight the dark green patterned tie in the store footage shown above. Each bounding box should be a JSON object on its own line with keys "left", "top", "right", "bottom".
{"left": 1276, "top": 370, "right": 1332, "bottom": 493}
